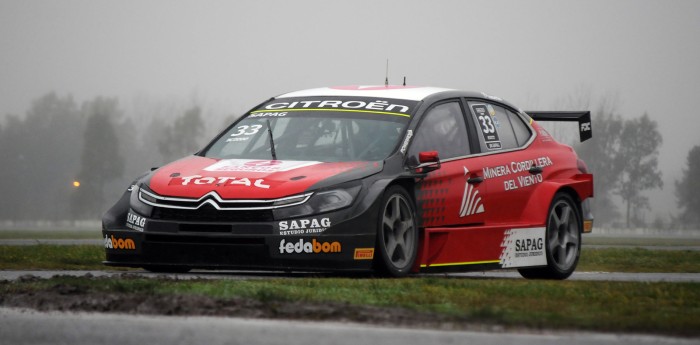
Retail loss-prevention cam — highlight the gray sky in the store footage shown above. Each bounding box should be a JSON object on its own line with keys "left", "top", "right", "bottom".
{"left": 1, "top": 0, "right": 699, "bottom": 220}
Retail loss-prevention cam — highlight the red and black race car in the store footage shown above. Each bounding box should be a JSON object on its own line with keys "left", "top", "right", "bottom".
{"left": 102, "top": 85, "right": 594, "bottom": 279}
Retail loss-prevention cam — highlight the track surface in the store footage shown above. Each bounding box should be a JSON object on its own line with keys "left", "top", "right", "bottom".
{"left": 2, "top": 269, "right": 700, "bottom": 282}
{"left": 1, "top": 307, "right": 696, "bottom": 345}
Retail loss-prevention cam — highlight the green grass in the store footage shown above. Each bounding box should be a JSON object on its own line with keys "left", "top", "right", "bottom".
{"left": 0, "top": 245, "right": 131, "bottom": 270}
{"left": 579, "top": 248, "right": 700, "bottom": 273}
{"left": 1, "top": 245, "right": 699, "bottom": 273}
{"left": 2, "top": 275, "right": 698, "bottom": 336}
{"left": 584, "top": 236, "right": 700, "bottom": 247}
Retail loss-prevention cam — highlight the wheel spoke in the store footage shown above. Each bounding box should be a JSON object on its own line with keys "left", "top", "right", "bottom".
{"left": 563, "top": 230, "right": 579, "bottom": 247}
{"left": 383, "top": 214, "right": 394, "bottom": 229}
{"left": 559, "top": 205, "right": 571, "bottom": 226}
{"left": 551, "top": 209, "right": 563, "bottom": 229}
{"left": 557, "top": 244, "right": 567, "bottom": 264}
{"left": 392, "top": 197, "right": 400, "bottom": 220}
{"left": 548, "top": 221, "right": 560, "bottom": 248}
{"left": 385, "top": 235, "right": 398, "bottom": 259}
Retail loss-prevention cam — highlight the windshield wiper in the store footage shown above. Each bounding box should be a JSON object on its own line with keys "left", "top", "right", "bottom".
{"left": 266, "top": 119, "right": 277, "bottom": 160}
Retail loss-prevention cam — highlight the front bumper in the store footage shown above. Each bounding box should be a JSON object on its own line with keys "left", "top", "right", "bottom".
{"left": 102, "top": 200, "right": 380, "bottom": 272}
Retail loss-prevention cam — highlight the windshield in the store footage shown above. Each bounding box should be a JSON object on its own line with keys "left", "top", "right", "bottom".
{"left": 204, "top": 96, "right": 416, "bottom": 162}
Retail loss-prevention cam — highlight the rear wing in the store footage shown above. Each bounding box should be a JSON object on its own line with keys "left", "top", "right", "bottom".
{"left": 525, "top": 111, "right": 592, "bottom": 142}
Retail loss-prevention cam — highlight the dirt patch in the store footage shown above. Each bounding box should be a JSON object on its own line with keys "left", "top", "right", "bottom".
{"left": 0, "top": 274, "right": 469, "bottom": 330}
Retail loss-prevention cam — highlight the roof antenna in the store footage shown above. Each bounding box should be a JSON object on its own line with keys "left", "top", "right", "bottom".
{"left": 385, "top": 59, "right": 389, "bottom": 87}
{"left": 403, "top": 76, "right": 406, "bottom": 86}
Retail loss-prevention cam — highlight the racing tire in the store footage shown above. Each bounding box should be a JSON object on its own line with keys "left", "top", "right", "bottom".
{"left": 518, "top": 192, "right": 581, "bottom": 280}
{"left": 375, "top": 185, "right": 419, "bottom": 277}
{"left": 143, "top": 265, "right": 192, "bottom": 273}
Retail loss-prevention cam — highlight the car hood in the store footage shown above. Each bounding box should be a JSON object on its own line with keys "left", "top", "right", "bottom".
{"left": 147, "top": 156, "right": 382, "bottom": 199}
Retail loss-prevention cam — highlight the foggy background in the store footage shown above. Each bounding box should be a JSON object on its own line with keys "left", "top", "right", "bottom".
{"left": 0, "top": 0, "right": 698, "bottom": 230}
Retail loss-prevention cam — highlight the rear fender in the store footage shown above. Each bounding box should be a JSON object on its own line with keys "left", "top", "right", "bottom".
{"left": 519, "top": 174, "right": 593, "bottom": 225}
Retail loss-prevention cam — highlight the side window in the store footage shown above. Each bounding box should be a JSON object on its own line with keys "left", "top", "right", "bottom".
{"left": 468, "top": 101, "right": 518, "bottom": 151}
{"left": 506, "top": 110, "right": 532, "bottom": 146}
{"left": 408, "top": 101, "right": 470, "bottom": 162}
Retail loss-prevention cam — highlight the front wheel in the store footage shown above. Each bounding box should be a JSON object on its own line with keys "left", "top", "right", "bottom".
{"left": 375, "top": 186, "right": 419, "bottom": 277}
{"left": 519, "top": 192, "right": 581, "bottom": 280}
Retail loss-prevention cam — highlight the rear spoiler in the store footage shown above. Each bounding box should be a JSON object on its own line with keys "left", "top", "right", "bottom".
{"left": 525, "top": 111, "right": 592, "bottom": 142}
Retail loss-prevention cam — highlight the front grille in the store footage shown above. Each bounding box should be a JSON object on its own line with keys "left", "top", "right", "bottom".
{"left": 151, "top": 204, "right": 274, "bottom": 222}
{"left": 144, "top": 233, "right": 265, "bottom": 245}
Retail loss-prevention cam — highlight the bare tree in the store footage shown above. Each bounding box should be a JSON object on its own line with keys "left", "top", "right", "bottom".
{"left": 71, "top": 97, "right": 125, "bottom": 219}
{"left": 157, "top": 106, "right": 205, "bottom": 163}
{"left": 616, "top": 114, "right": 663, "bottom": 228}
{"left": 574, "top": 97, "right": 624, "bottom": 225}
{"left": 675, "top": 145, "right": 700, "bottom": 228}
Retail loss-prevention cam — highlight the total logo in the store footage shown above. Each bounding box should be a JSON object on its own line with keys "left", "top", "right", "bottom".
{"left": 278, "top": 239, "right": 341, "bottom": 254}
{"left": 104, "top": 235, "right": 136, "bottom": 250}
{"left": 169, "top": 175, "right": 270, "bottom": 189}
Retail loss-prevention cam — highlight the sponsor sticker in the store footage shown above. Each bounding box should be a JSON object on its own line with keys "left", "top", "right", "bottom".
{"left": 399, "top": 130, "right": 413, "bottom": 155}
{"left": 126, "top": 211, "right": 146, "bottom": 232}
{"left": 204, "top": 159, "right": 321, "bottom": 173}
{"left": 261, "top": 99, "right": 411, "bottom": 114}
{"left": 104, "top": 235, "right": 137, "bottom": 251}
{"left": 459, "top": 167, "right": 485, "bottom": 218}
{"left": 278, "top": 239, "right": 342, "bottom": 254}
{"left": 499, "top": 227, "right": 547, "bottom": 268}
{"left": 278, "top": 217, "right": 331, "bottom": 236}
{"left": 472, "top": 104, "right": 501, "bottom": 150}
{"left": 168, "top": 175, "right": 271, "bottom": 189}
{"left": 353, "top": 248, "right": 374, "bottom": 260}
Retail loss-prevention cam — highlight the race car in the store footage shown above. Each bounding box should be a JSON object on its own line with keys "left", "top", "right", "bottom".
{"left": 102, "top": 85, "right": 594, "bottom": 279}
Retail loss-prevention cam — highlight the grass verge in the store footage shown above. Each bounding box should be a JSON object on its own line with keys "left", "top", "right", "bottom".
{"left": 2, "top": 245, "right": 700, "bottom": 273}
{"left": 0, "top": 245, "right": 129, "bottom": 270}
{"left": 1, "top": 275, "right": 698, "bottom": 336}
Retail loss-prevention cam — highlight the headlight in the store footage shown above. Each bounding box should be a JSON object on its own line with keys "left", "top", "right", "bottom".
{"left": 129, "top": 184, "right": 153, "bottom": 216}
{"left": 273, "top": 185, "right": 361, "bottom": 219}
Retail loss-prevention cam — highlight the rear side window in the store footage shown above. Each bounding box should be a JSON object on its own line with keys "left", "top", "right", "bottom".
{"left": 408, "top": 101, "right": 470, "bottom": 162}
{"left": 507, "top": 110, "right": 532, "bottom": 146}
{"left": 468, "top": 101, "right": 529, "bottom": 151}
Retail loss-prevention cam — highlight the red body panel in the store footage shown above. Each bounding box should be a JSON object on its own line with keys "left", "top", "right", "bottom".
{"left": 149, "top": 156, "right": 373, "bottom": 199}
{"left": 415, "top": 121, "right": 594, "bottom": 271}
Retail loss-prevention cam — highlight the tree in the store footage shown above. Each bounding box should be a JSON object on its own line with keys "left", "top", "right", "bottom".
{"left": 675, "top": 145, "right": 700, "bottom": 227}
{"left": 574, "top": 100, "right": 625, "bottom": 225}
{"left": 157, "top": 106, "right": 205, "bottom": 163}
{"left": 0, "top": 93, "right": 83, "bottom": 221}
{"left": 616, "top": 113, "right": 663, "bottom": 228}
{"left": 71, "top": 97, "right": 125, "bottom": 219}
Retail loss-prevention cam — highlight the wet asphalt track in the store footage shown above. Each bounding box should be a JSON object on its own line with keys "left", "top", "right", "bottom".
{"left": 2, "top": 269, "right": 700, "bottom": 282}
{"left": 1, "top": 307, "right": 697, "bottom": 345}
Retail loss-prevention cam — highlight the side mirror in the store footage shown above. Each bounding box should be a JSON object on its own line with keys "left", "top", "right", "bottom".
{"left": 419, "top": 151, "right": 439, "bottom": 164}
{"left": 417, "top": 151, "right": 441, "bottom": 173}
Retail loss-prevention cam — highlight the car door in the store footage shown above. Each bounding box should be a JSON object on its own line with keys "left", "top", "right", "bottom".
{"left": 406, "top": 100, "right": 488, "bottom": 228}
{"left": 465, "top": 100, "right": 538, "bottom": 226}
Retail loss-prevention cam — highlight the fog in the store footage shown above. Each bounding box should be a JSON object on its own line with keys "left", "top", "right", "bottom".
{"left": 1, "top": 0, "right": 699, "bottom": 226}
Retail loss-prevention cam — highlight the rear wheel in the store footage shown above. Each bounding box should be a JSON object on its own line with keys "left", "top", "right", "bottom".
{"left": 519, "top": 192, "right": 581, "bottom": 280}
{"left": 375, "top": 186, "right": 418, "bottom": 277}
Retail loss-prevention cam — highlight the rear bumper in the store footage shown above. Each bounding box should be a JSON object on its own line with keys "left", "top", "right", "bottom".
{"left": 581, "top": 198, "right": 594, "bottom": 233}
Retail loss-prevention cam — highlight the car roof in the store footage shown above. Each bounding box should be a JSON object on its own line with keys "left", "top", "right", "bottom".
{"left": 276, "top": 85, "right": 455, "bottom": 101}
{"left": 275, "top": 85, "right": 521, "bottom": 111}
